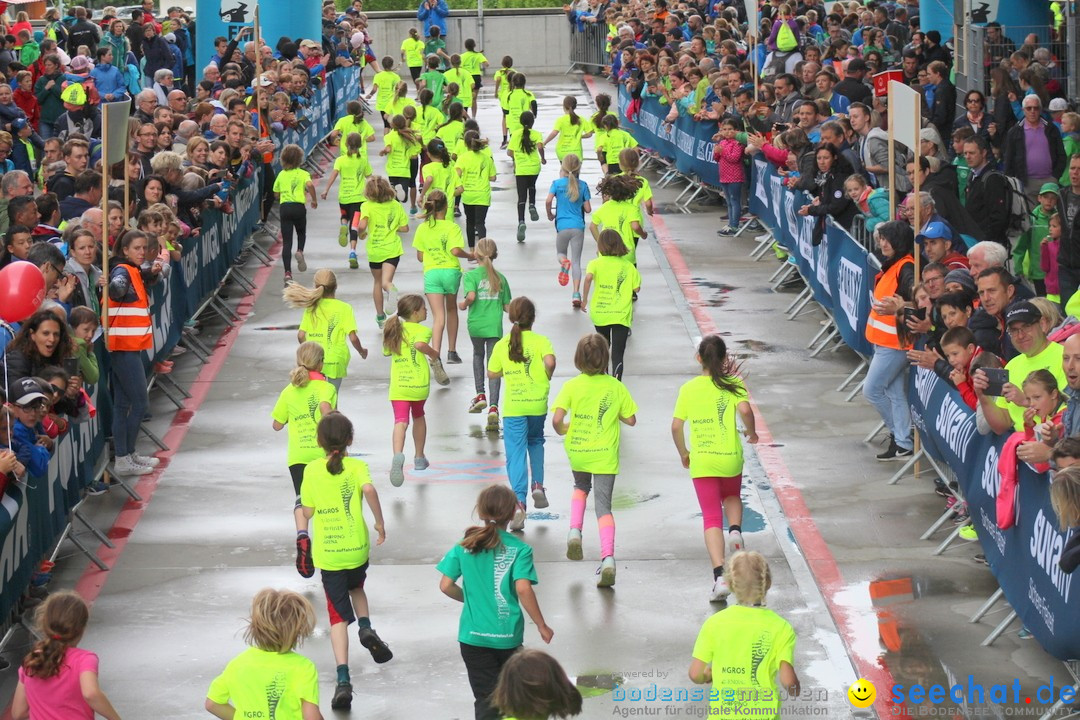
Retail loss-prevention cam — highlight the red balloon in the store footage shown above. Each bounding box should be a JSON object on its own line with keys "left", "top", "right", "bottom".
{"left": 0, "top": 261, "right": 46, "bottom": 324}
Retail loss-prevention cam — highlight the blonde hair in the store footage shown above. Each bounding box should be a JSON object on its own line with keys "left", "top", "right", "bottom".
{"left": 560, "top": 154, "right": 581, "bottom": 203}
{"left": 289, "top": 341, "right": 325, "bottom": 387}
{"left": 382, "top": 294, "right": 426, "bottom": 355}
{"left": 282, "top": 268, "right": 337, "bottom": 311}
{"left": 474, "top": 238, "right": 502, "bottom": 296}
{"left": 1051, "top": 466, "right": 1080, "bottom": 529}
{"left": 243, "top": 588, "right": 316, "bottom": 653}
{"left": 365, "top": 175, "right": 396, "bottom": 203}
{"left": 727, "top": 551, "right": 772, "bottom": 606}
{"left": 1029, "top": 296, "right": 1063, "bottom": 331}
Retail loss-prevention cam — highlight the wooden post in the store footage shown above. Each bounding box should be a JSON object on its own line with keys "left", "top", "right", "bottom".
{"left": 911, "top": 98, "right": 922, "bottom": 478}
{"left": 887, "top": 85, "right": 895, "bottom": 219}
{"left": 101, "top": 133, "right": 111, "bottom": 336}
{"left": 254, "top": 5, "right": 263, "bottom": 131}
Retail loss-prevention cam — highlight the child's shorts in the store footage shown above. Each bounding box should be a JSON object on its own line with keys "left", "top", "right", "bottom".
{"left": 424, "top": 268, "right": 462, "bottom": 294}
{"left": 410, "top": 66, "right": 422, "bottom": 81}
{"left": 288, "top": 463, "right": 306, "bottom": 497}
{"left": 389, "top": 175, "right": 416, "bottom": 191}
{"left": 322, "top": 563, "right": 369, "bottom": 625}
{"left": 380, "top": 110, "right": 390, "bottom": 127}
{"left": 391, "top": 399, "right": 426, "bottom": 424}
{"left": 472, "top": 74, "right": 481, "bottom": 91}
{"left": 369, "top": 255, "right": 401, "bottom": 270}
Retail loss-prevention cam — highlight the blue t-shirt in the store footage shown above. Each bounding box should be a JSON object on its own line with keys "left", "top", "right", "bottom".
{"left": 549, "top": 177, "right": 591, "bottom": 231}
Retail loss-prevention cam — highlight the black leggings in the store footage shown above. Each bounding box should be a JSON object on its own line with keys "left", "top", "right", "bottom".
{"left": 261, "top": 163, "right": 275, "bottom": 222}
{"left": 340, "top": 201, "right": 363, "bottom": 243}
{"left": 595, "top": 324, "right": 630, "bottom": 380}
{"left": 463, "top": 204, "right": 489, "bottom": 248}
{"left": 515, "top": 174, "right": 538, "bottom": 222}
{"left": 280, "top": 202, "right": 307, "bottom": 272}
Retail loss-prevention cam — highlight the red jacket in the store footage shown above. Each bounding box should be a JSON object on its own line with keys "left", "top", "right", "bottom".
{"left": 13, "top": 87, "right": 39, "bottom": 130}
{"left": 954, "top": 348, "right": 981, "bottom": 410}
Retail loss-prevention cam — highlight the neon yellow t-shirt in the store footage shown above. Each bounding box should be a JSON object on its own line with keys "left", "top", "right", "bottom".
{"left": 692, "top": 605, "right": 796, "bottom": 720}
{"left": 553, "top": 113, "right": 586, "bottom": 159}
{"left": 371, "top": 70, "right": 401, "bottom": 112}
{"left": 271, "top": 379, "right": 338, "bottom": 466}
{"left": 401, "top": 36, "right": 425, "bottom": 67}
{"left": 621, "top": 171, "right": 652, "bottom": 209}
{"left": 495, "top": 66, "right": 515, "bottom": 108}
{"left": 298, "top": 298, "right": 359, "bottom": 379}
{"left": 422, "top": 160, "right": 458, "bottom": 200}
{"left": 417, "top": 104, "right": 446, "bottom": 144}
{"left": 300, "top": 457, "right": 372, "bottom": 570}
{"left": 996, "top": 341, "right": 1067, "bottom": 431}
{"left": 586, "top": 255, "right": 640, "bottom": 328}
{"left": 385, "top": 321, "right": 434, "bottom": 400}
{"left": 508, "top": 129, "right": 542, "bottom": 176}
{"left": 488, "top": 330, "right": 554, "bottom": 417}
{"left": 383, "top": 129, "right": 422, "bottom": 178}
{"left": 273, "top": 168, "right": 310, "bottom": 204}
{"left": 674, "top": 374, "right": 749, "bottom": 478}
{"left": 505, "top": 89, "right": 535, "bottom": 134}
{"left": 444, "top": 67, "right": 473, "bottom": 107}
{"left": 207, "top": 647, "right": 318, "bottom": 719}
{"left": 386, "top": 95, "right": 417, "bottom": 120}
{"left": 461, "top": 51, "right": 488, "bottom": 76}
{"left": 591, "top": 199, "right": 644, "bottom": 265}
{"left": 333, "top": 115, "right": 375, "bottom": 157}
{"left": 333, "top": 153, "right": 371, "bottom": 205}
{"left": 360, "top": 199, "right": 408, "bottom": 263}
{"left": 587, "top": 110, "right": 617, "bottom": 155}
{"left": 597, "top": 127, "right": 638, "bottom": 165}
{"left": 552, "top": 373, "right": 638, "bottom": 474}
{"left": 413, "top": 218, "right": 465, "bottom": 271}
{"left": 436, "top": 119, "right": 465, "bottom": 150}
{"left": 455, "top": 149, "right": 495, "bottom": 206}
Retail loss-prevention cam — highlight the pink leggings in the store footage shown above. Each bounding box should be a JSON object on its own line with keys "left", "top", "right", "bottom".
{"left": 391, "top": 399, "right": 426, "bottom": 425}
{"left": 692, "top": 476, "right": 742, "bottom": 530}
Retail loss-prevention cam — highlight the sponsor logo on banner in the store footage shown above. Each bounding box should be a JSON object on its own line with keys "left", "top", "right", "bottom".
{"left": 838, "top": 256, "right": 862, "bottom": 329}
{"left": 0, "top": 491, "right": 29, "bottom": 584}
{"left": 1031, "top": 509, "right": 1074, "bottom": 604}
{"left": 770, "top": 176, "right": 784, "bottom": 228}
{"left": 755, "top": 161, "right": 769, "bottom": 205}
{"left": 816, "top": 233, "right": 830, "bottom": 296}
{"left": 934, "top": 394, "right": 976, "bottom": 464}
{"left": 980, "top": 444, "right": 1000, "bottom": 499}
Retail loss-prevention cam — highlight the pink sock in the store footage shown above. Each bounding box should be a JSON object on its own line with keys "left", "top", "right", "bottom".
{"left": 599, "top": 514, "right": 615, "bottom": 558}
{"left": 571, "top": 489, "right": 587, "bottom": 530}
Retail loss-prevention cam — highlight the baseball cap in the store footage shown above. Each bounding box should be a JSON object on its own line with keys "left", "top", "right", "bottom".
{"left": 1039, "top": 182, "right": 1061, "bottom": 197}
{"left": 10, "top": 377, "right": 48, "bottom": 407}
{"left": 70, "top": 55, "right": 92, "bottom": 72}
{"left": 916, "top": 221, "right": 952, "bottom": 243}
{"left": 60, "top": 82, "right": 87, "bottom": 106}
{"left": 10, "top": 117, "right": 27, "bottom": 131}
{"left": 1005, "top": 301, "right": 1042, "bottom": 327}
{"left": 1049, "top": 97, "right": 1068, "bottom": 112}
{"left": 165, "top": 32, "right": 176, "bottom": 42}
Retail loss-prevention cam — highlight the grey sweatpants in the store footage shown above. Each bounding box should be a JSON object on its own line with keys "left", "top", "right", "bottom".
{"left": 556, "top": 228, "right": 585, "bottom": 282}
{"left": 471, "top": 336, "right": 501, "bottom": 405}
{"left": 573, "top": 471, "right": 616, "bottom": 517}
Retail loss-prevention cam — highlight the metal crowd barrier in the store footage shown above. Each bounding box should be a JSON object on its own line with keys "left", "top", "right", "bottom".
{"left": 567, "top": 22, "right": 608, "bottom": 73}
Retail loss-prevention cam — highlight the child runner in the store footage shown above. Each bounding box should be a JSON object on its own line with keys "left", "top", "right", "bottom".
{"left": 507, "top": 110, "right": 545, "bottom": 243}
{"left": 300, "top": 411, "right": 391, "bottom": 711}
{"left": 273, "top": 143, "right": 317, "bottom": 284}
{"left": 542, "top": 96, "right": 590, "bottom": 162}
{"left": 589, "top": 173, "right": 647, "bottom": 268}
{"left": 492, "top": 650, "right": 583, "bottom": 720}
{"left": 205, "top": 589, "right": 320, "bottom": 720}
{"left": 587, "top": 93, "right": 616, "bottom": 173}
{"left": 419, "top": 56, "right": 447, "bottom": 108}
{"left": 461, "top": 39, "right": 489, "bottom": 117}
{"left": 494, "top": 56, "right": 515, "bottom": 147}
{"left": 383, "top": 294, "right": 444, "bottom": 486}
{"left": 582, "top": 229, "right": 641, "bottom": 380}
{"left": 689, "top": 551, "right": 800, "bottom": 720}
{"left": 504, "top": 72, "right": 536, "bottom": 142}
{"left": 414, "top": 189, "right": 474, "bottom": 369}
{"left": 365, "top": 56, "right": 401, "bottom": 131}
{"left": 671, "top": 334, "right": 757, "bottom": 602}
{"left": 330, "top": 100, "right": 376, "bottom": 158}
{"left": 617, "top": 147, "right": 654, "bottom": 218}
{"left": 595, "top": 114, "right": 638, "bottom": 175}
{"left": 456, "top": 130, "right": 497, "bottom": 249}
{"left": 545, "top": 153, "right": 592, "bottom": 307}
{"left": 400, "top": 27, "right": 426, "bottom": 91}
{"left": 713, "top": 118, "right": 746, "bottom": 235}
{"left": 444, "top": 55, "right": 474, "bottom": 118}
{"left": 552, "top": 333, "right": 638, "bottom": 587}
{"left": 489, "top": 297, "right": 556, "bottom": 531}
{"left": 437, "top": 101, "right": 467, "bottom": 153}
{"left": 271, "top": 341, "right": 338, "bottom": 578}
{"left": 284, "top": 269, "right": 369, "bottom": 394}
{"left": 461, "top": 237, "right": 512, "bottom": 430}
{"left": 386, "top": 81, "right": 417, "bottom": 120}
{"left": 381, "top": 114, "right": 423, "bottom": 215}
{"left": 321, "top": 132, "right": 372, "bottom": 267}
{"left": 354, "top": 176, "right": 410, "bottom": 328}
{"left": 442, "top": 82, "right": 461, "bottom": 115}
{"left": 421, "top": 138, "right": 459, "bottom": 205}
{"left": 13, "top": 592, "right": 122, "bottom": 720}
{"left": 417, "top": 89, "right": 447, "bottom": 151}
{"left": 436, "top": 484, "right": 553, "bottom": 720}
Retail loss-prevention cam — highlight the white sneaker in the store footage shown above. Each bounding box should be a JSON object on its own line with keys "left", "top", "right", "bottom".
{"left": 509, "top": 503, "right": 526, "bottom": 531}
{"left": 113, "top": 455, "right": 152, "bottom": 476}
{"left": 566, "top": 528, "right": 583, "bottom": 560}
{"left": 709, "top": 575, "right": 731, "bottom": 602}
{"left": 132, "top": 452, "right": 161, "bottom": 468}
{"left": 727, "top": 530, "right": 744, "bottom": 556}
{"left": 597, "top": 556, "right": 616, "bottom": 587}
{"left": 431, "top": 358, "right": 450, "bottom": 386}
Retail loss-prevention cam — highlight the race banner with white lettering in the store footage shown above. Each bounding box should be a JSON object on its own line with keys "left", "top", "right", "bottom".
{"left": 617, "top": 89, "right": 718, "bottom": 184}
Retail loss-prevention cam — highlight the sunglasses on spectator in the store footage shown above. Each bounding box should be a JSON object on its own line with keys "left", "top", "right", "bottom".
{"left": 1024, "top": 105, "right": 1041, "bottom": 111}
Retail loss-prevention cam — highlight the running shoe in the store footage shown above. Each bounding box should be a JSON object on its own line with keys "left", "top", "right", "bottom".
{"left": 876, "top": 439, "right": 901, "bottom": 461}
{"left": 376, "top": 313, "right": 387, "bottom": 329}
{"left": 295, "top": 535, "right": 314, "bottom": 578}
{"left": 358, "top": 627, "right": 393, "bottom": 663}
{"left": 567, "top": 529, "right": 583, "bottom": 560}
{"left": 390, "top": 453, "right": 406, "bottom": 487}
{"left": 727, "top": 530, "right": 744, "bottom": 556}
{"left": 409, "top": 206, "right": 418, "bottom": 215}
{"left": 453, "top": 207, "right": 462, "bottom": 218}
{"left": 510, "top": 502, "right": 526, "bottom": 531}
{"left": 597, "top": 556, "right": 616, "bottom": 587}
{"left": 295, "top": 251, "right": 306, "bottom": 272}
{"left": 531, "top": 485, "right": 549, "bottom": 509}
{"left": 447, "top": 350, "right": 462, "bottom": 364}
{"left": 517, "top": 222, "right": 526, "bottom": 243}
{"left": 283, "top": 271, "right": 293, "bottom": 286}
{"left": 85, "top": 480, "right": 109, "bottom": 496}
{"left": 572, "top": 292, "right": 582, "bottom": 309}
{"left": 338, "top": 225, "right": 349, "bottom": 247}
{"left": 431, "top": 357, "right": 450, "bottom": 386}
{"left": 486, "top": 406, "right": 500, "bottom": 432}
{"left": 959, "top": 524, "right": 978, "bottom": 541}
{"left": 1018, "top": 627, "right": 1034, "bottom": 640}
{"left": 349, "top": 252, "right": 359, "bottom": 269}
{"left": 500, "top": 138, "right": 508, "bottom": 149}
{"left": 414, "top": 456, "right": 429, "bottom": 471}
{"left": 709, "top": 575, "right": 731, "bottom": 602}
{"left": 717, "top": 226, "right": 736, "bottom": 236}
{"left": 331, "top": 682, "right": 353, "bottom": 710}
{"left": 469, "top": 394, "right": 487, "bottom": 413}
{"left": 558, "top": 258, "right": 571, "bottom": 286}
{"left": 529, "top": 204, "right": 539, "bottom": 222}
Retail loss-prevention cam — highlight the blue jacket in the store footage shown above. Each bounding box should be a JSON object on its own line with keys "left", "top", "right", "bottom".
{"left": 12, "top": 420, "right": 50, "bottom": 478}
{"left": 91, "top": 62, "right": 128, "bottom": 101}
{"left": 167, "top": 42, "right": 183, "bottom": 78}
{"left": 417, "top": 0, "right": 449, "bottom": 38}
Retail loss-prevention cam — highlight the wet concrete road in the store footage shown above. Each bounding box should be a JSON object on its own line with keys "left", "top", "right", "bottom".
{"left": 0, "top": 77, "right": 1067, "bottom": 719}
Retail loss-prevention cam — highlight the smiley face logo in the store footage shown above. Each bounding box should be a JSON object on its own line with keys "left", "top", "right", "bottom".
{"left": 848, "top": 679, "right": 876, "bottom": 708}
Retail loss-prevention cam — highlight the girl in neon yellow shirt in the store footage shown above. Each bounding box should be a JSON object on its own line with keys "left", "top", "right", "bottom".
{"left": 436, "top": 101, "right": 466, "bottom": 153}
{"left": 581, "top": 229, "right": 641, "bottom": 380}
{"left": 541, "top": 95, "right": 592, "bottom": 162}
{"left": 283, "top": 269, "right": 369, "bottom": 393}
{"left": 385, "top": 80, "right": 417, "bottom": 120}
{"left": 461, "top": 38, "right": 489, "bottom": 116}
{"left": 379, "top": 114, "right": 423, "bottom": 215}
{"left": 444, "top": 54, "right": 473, "bottom": 116}
{"left": 321, "top": 132, "right": 372, "bottom": 268}
{"left": 364, "top": 56, "right": 402, "bottom": 131}
{"left": 507, "top": 110, "right": 545, "bottom": 243}
{"left": 455, "top": 130, "right": 497, "bottom": 248}
{"left": 400, "top": 27, "right": 425, "bottom": 89}
{"left": 421, "top": 139, "right": 459, "bottom": 205}
{"left": 494, "top": 55, "right": 515, "bottom": 147}
{"left": 587, "top": 93, "right": 617, "bottom": 173}
{"left": 504, "top": 72, "right": 536, "bottom": 138}
{"left": 273, "top": 143, "right": 317, "bottom": 284}
{"left": 354, "top": 176, "right": 411, "bottom": 327}
{"left": 416, "top": 88, "right": 446, "bottom": 146}
{"left": 491, "top": 650, "right": 583, "bottom": 720}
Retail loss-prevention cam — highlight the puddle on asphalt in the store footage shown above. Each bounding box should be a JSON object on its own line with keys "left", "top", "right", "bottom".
{"left": 611, "top": 492, "right": 661, "bottom": 510}
{"left": 691, "top": 502, "right": 765, "bottom": 532}
{"left": 574, "top": 672, "right": 625, "bottom": 698}
{"left": 738, "top": 339, "right": 774, "bottom": 353}
{"left": 526, "top": 511, "right": 560, "bottom": 520}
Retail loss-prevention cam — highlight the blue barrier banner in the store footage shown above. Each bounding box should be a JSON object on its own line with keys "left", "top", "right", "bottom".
{"left": 617, "top": 89, "right": 719, "bottom": 183}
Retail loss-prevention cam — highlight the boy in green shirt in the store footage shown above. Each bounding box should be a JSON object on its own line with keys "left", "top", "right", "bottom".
{"left": 424, "top": 26, "right": 450, "bottom": 71}
{"left": 419, "top": 54, "right": 447, "bottom": 107}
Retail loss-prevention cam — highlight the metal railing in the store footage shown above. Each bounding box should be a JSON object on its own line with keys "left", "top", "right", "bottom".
{"left": 568, "top": 22, "right": 608, "bottom": 74}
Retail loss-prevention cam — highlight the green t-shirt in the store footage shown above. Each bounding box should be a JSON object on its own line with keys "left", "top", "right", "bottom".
{"left": 463, "top": 267, "right": 511, "bottom": 338}
{"left": 414, "top": 218, "right": 465, "bottom": 271}
{"left": 333, "top": 153, "right": 370, "bottom": 205}
{"left": 996, "top": 341, "right": 1067, "bottom": 431}
{"left": 360, "top": 199, "right": 408, "bottom": 263}
{"left": 300, "top": 457, "right": 372, "bottom": 570}
{"left": 598, "top": 127, "right": 638, "bottom": 165}
{"left": 592, "top": 199, "right": 644, "bottom": 265}
{"left": 371, "top": 70, "right": 401, "bottom": 111}
{"left": 586, "top": 255, "right": 640, "bottom": 327}
{"left": 553, "top": 113, "right": 586, "bottom": 159}
{"left": 207, "top": 647, "right": 319, "bottom": 719}
{"left": 488, "top": 331, "right": 554, "bottom": 417}
{"left": 673, "top": 374, "right": 748, "bottom": 478}
{"left": 552, "top": 373, "right": 638, "bottom": 474}
{"left": 420, "top": 70, "right": 447, "bottom": 106}
{"left": 417, "top": 104, "right": 446, "bottom": 144}
{"left": 461, "top": 50, "right": 488, "bottom": 76}
{"left": 455, "top": 149, "right": 495, "bottom": 206}
{"left": 444, "top": 67, "right": 473, "bottom": 107}
{"left": 422, "top": 160, "right": 458, "bottom": 200}
{"left": 333, "top": 115, "right": 375, "bottom": 157}
{"left": 383, "top": 129, "right": 421, "bottom": 178}
{"left": 435, "top": 530, "right": 538, "bottom": 649}
{"left": 505, "top": 89, "right": 535, "bottom": 133}
{"left": 273, "top": 168, "right": 310, "bottom": 204}
{"left": 692, "top": 605, "right": 796, "bottom": 720}
{"left": 508, "top": 129, "right": 542, "bottom": 176}
{"left": 271, "top": 379, "right": 338, "bottom": 466}
{"left": 424, "top": 37, "right": 448, "bottom": 69}
{"left": 384, "top": 320, "right": 433, "bottom": 400}
{"left": 401, "top": 36, "right": 425, "bottom": 67}
{"left": 298, "top": 298, "right": 359, "bottom": 379}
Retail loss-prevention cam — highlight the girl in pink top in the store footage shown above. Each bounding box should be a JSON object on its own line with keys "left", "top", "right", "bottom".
{"left": 712, "top": 118, "right": 747, "bottom": 235}
{"left": 12, "top": 591, "right": 122, "bottom": 720}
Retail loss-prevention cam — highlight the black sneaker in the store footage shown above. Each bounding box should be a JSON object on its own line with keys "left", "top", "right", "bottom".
{"left": 295, "top": 535, "right": 314, "bottom": 578}
{"left": 876, "top": 439, "right": 900, "bottom": 461}
{"left": 331, "top": 682, "right": 353, "bottom": 710}
{"left": 358, "top": 627, "right": 393, "bottom": 663}
{"left": 896, "top": 445, "right": 914, "bottom": 459}
{"left": 446, "top": 350, "right": 462, "bottom": 364}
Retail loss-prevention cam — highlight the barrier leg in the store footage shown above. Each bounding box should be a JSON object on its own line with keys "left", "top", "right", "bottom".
{"left": 864, "top": 420, "right": 887, "bottom": 443}
{"left": 158, "top": 373, "right": 191, "bottom": 401}
{"left": 228, "top": 266, "right": 257, "bottom": 294}
{"left": 49, "top": 521, "right": 109, "bottom": 571}
{"left": 180, "top": 330, "right": 211, "bottom": 362}
{"left": 106, "top": 471, "right": 142, "bottom": 501}
{"left": 837, "top": 359, "right": 868, "bottom": 392}
{"left": 808, "top": 328, "right": 841, "bottom": 358}
{"left": 73, "top": 505, "right": 115, "bottom": 549}
{"left": 247, "top": 240, "right": 274, "bottom": 266}
{"left": 208, "top": 296, "right": 239, "bottom": 327}
{"left": 750, "top": 231, "right": 774, "bottom": 259}
{"left": 931, "top": 524, "right": 963, "bottom": 554}
{"left": 139, "top": 423, "right": 169, "bottom": 451}
{"left": 980, "top": 609, "right": 1017, "bottom": 646}
{"left": 970, "top": 587, "right": 1004, "bottom": 623}
{"left": 788, "top": 292, "right": 818, "bottom": 320}
{"left": 844, "top": 378, "right": 866, "bottom": 402}
{"left": 153, "top": 376, "right": 186, "bottom": 410}
{"left": 733, "top": 215, "right": 756, "bottom": 238}
{"left": 784, "top": 286, "right": 811, "bottom": 315}
{"left": 1039, "top": 661, "right": 1080, "bottom": 720}
{"left": 769, "top": 262, "right": 797, "bottom": 287}
{"left": 806, "top": 318, "right": 835, "bottom": 349}
{"left": 886, "top": 446, "right": 928, "bottom": 485}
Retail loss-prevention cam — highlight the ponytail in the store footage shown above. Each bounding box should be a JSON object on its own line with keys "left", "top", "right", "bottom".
{"left": 564, "top": 95, "right": 580, "bottom": 126}
{"left": 463, "top": 130, "right": 488, "bottom": 153}
{"left": 317, "top": 411, "right": 353, "bottom": 476}
{"left": 423, "top": 188, "right": 448, "bottom": 222}
{"left": 383, "top": 294, "right": 425, "bottom": 355}
{"left": 519, "top": 111, "right": 536, "bottom": 155}
{"left": 698, "top": 335, "right": 743, "bottom": 394}
{"left": 474, "top": 237, "right": 501, "bottom": 295}
{"left": 460, "top": 485, "right": 517, "bottom": 552}
{"left": 22, "top": 592, "right": 89, "bottom": 680}
{"left": 282, "top": 269, "right": 337, "bottom": 315}
{"left": 506, "top": 297, "right": 535, "bottom": 364}
{"left": 561, "top": 154, "right": 581, "bottom": 203}
{"left": 592, "top": 93, "right": 611, "bottom": 127}
{"left": 289, "top": 341, "right": 325, "bottom": 388}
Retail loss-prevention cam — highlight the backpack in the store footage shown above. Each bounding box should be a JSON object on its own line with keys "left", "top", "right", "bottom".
{"left": 776, "top": 21, "right": 798, "bottom": 52}
{"left": 987, "top": 170, "right": 1035, "bottom": 239}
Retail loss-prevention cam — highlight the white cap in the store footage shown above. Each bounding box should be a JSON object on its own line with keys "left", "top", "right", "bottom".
{"left": 1049, "top": 97, "right": 1068, "bottom": 112}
